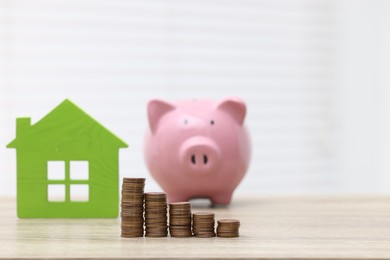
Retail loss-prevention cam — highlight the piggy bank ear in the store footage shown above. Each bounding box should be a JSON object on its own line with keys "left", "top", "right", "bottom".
{"left": 147, "top": 99, "right": 176, "bottom": 133}
{"left": 217, "top": 98, "right": 247, "bottom": 125}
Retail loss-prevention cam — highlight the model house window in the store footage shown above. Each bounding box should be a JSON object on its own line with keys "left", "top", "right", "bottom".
{"left": 47, "top": 161, "right": 89, "bottom": 202}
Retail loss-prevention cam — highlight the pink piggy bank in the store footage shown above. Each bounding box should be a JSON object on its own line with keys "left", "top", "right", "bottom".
{"left": 144, "top": 98, "right": 251, "bottom": 205}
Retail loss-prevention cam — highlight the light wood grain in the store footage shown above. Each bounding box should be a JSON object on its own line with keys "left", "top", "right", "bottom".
{"left": 1, "top": 196, "right": 390, "bottom": 259}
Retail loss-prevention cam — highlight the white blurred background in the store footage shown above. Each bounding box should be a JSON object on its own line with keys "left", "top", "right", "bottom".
{"left": 1, "top": 0, "right": 390, "bottom": 196}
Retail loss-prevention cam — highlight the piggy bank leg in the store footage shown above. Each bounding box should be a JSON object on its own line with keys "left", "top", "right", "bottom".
{"left": 167, "top": 193, "right": 190, "bottom": 203}
{"left": 210, "top": 191, "right": 233, "bottom": 205}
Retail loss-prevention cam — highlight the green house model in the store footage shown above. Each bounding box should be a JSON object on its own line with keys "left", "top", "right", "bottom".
{"left": 7, "top": 99, "right": 128, "bottom": 218}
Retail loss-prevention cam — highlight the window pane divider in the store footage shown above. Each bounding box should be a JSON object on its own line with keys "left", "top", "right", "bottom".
{"left": 69, "top": 180, "right": 89, "bottom": 184}
{"left": 65, "top": 161, "right": 70, "bottom": 202}
{"left": 48, "top": 180, "right": 89, "bottom": 184}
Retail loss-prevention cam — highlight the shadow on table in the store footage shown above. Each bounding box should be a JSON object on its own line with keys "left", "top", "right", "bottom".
{"left": 190, "top": 197, "right": 256, "bottom": 210}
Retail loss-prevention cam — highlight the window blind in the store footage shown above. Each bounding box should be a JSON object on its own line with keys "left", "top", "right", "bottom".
{"left": 1, "top": 0, "right": 337, "bottom": 195}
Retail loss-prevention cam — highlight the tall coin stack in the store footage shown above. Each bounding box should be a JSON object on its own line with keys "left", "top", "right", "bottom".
{"left": 169, "top": 202, "right": 193, "bottom": 237}
{"left": 144, "top": 192, "right": 168, "bottom": 237}
{"left": 216, "top": 219, "right": 240, "bottom": 238}
{"left": 192, "top": 212, "right": 216, "bottom": 238}
{"left": 121, "top": 178, "right": 145, "bottom": 238}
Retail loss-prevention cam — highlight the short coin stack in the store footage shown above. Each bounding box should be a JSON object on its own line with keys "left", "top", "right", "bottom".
{"left": 216, "top": 219, "right": 240, "bottom": 238}
{"left": 144, "top": 192, "right": 168, "bottom": 237}
{"left": 192, "top": 212, "right": 216, "bottom": 238}
{"left": 169, "top": 202, "right": 193, "bottom": 237}
{"left": 121, "top": 178, "right": 145, "bottom": 238}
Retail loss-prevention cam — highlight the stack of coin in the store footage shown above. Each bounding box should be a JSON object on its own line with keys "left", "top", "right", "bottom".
{"left": 169, "top": 202, "right": 192, "bottom": 237}
{"left": 121, "top": 178, "right": 145, "bottom": 238}
{"left": 192, "top": 212, "right": 216, "bottom": 238}
{"left": 216, "top": 219, "right": 240, "bottom": 238}
{"left": 144, "top": 192, "right": 168, "bottom": 237}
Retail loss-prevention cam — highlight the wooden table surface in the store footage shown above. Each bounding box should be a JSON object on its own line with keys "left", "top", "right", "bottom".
{"left": 1, "top": 195, "right": 390, "bottom": 259}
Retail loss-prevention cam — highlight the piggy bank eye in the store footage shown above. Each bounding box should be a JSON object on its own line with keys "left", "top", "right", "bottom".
{"left": 210, "top": 120, "right": 215, "bottom": 125}
{"left": 184, "top": 119, "right": 188, "bottom": 125}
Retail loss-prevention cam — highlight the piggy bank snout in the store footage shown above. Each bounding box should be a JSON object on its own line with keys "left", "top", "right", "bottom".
{"left": 180, "top": 137, "right": 221, "bottom": 174}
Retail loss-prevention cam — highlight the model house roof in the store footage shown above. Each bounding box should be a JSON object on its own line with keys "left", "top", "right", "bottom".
{"left": 7, "top": 99, "right": 128, "bottom": 148}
